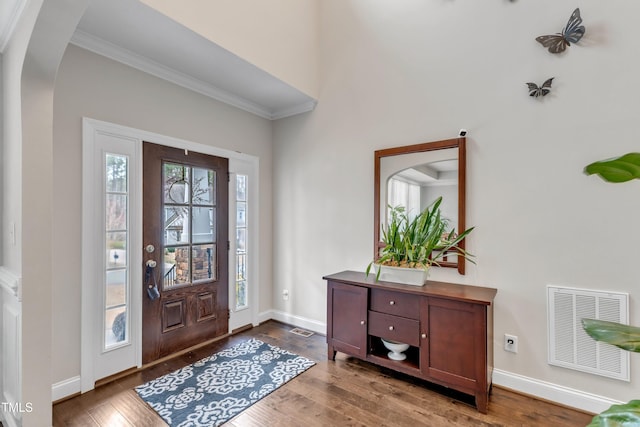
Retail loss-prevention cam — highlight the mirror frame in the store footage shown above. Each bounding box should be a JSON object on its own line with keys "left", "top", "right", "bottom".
{"left": 374, "top": 137, "right": 467, "bottom": 275}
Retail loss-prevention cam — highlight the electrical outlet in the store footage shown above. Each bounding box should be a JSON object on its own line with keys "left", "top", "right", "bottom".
{"left": 282, "top": 289, "right": 289, "bottom": 301}
{"left": 504, "top": 334, "right": 518, "bottom": 353}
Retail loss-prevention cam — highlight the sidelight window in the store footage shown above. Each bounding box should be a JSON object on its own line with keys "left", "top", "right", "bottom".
{"left": 104, "top": 153, "right": 130, "bottom": 349}
{"left": 235, "top": 175, "right": 248, "bottom": 310}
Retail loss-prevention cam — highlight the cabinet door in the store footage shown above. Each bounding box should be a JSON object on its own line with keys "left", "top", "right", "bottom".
{"left": 327, "top": 281, "right": 368, "bottom": 359}
{"left": 420, "top": 297, "right": 488, "bottom": 395}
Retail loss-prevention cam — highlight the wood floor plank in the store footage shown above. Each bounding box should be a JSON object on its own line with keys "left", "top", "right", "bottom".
{"left": 53, "top": 320, "right": 594, "bottom": 427}
{"left": 87, "top": 402, "right": 134, "bottom": 427}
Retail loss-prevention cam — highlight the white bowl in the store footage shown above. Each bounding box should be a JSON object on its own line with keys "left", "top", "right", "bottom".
{"left": 381, "top": 338, "right": 410, "bottom": 361}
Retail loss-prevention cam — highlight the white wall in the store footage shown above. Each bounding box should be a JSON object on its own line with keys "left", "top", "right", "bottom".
{"left": 52, "top": 44, "right": 274, "bottom": 386}
{"left": 140, "top": 0, "right": 319, "bottom": 99}
{"left": 273, "top": 0, "right": 640, "bottom": 407}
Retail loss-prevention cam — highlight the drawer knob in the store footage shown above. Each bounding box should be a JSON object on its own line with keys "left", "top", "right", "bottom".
{"left": 389, "top": 326, "right": 394, "bottom": 331}
{"left": 421, "top": 333, "right": 427, "bottom": 339}
{"left": 389, "top": 300, "right": 395, "bottom": 305}
{"left": 360, "top": 320, "right": 365, "bottom": 325}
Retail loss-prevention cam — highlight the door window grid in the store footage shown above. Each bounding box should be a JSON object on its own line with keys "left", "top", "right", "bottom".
{"left": 163, "top": 163, "right": 217, "bottom": 289}
{"left": 236, "top": 175, "right": 248, "bottom": 310}
{"left": 104, "top": 153, "right": 129, "bottom": 350}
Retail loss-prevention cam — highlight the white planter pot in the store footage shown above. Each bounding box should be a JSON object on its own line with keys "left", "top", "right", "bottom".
{"left": 373, "top": 264, "right": 429, "bottom": 286}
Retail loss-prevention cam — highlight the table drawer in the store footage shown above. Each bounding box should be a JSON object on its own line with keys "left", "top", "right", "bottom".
{"left": 368, "top": 311, "right": 420, "bottom": 347}
{"left": 370, "top": 289, "right": 419, "bottom": 319}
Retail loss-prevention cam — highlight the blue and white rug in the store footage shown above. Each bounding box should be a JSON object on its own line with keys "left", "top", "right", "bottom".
{"left": 136, "top": 338, "right": 316, "bottom": 426}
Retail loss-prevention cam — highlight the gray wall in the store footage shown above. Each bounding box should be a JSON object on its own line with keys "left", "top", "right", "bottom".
{"left": 273, "top": 0, "right": 640, "bottom": 405}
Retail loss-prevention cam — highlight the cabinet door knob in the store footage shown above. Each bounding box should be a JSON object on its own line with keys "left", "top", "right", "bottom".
{"left": 360, "top": 320, "right": 365, "bottom": 325}
{"left": 421, "top": 333, "right": 427, "bottom": 339}
{"left": 389, "top": 326, "right": 394, "bottom": 331}
{"left": 389, "top": 300, "right": 395, "bottom": 305}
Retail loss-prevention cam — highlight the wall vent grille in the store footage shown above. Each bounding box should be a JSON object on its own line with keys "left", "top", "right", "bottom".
{"left": 547, "top": 285, "right": 629, "bottom": 381}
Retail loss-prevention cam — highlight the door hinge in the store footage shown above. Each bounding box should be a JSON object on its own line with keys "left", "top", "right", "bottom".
{"left": 227, "top": 240, "right": 230, "bottom": 250}
{"left": 227, "top": 171, "right": 230, "bottom": 182}
{"left": 228, "top": 309, "right": 231, "bottom": 319}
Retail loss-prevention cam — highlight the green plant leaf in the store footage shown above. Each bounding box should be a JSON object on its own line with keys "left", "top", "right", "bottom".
{"left": 586, "top": 400, "right": 640, "bottom": 427}
{"left": 584, "top": 153, "right": 640, "bottom": 183}
{"left": 582, "top": 319, "right": 640, "bottom": 353}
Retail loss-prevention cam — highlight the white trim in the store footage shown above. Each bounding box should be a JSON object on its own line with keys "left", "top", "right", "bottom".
{"left": 270, "top": 100, "right": 318, "bottom": 121}
{"left": 0, "top": 267, "right": 21, "bottom": 301}
{"left": 492, "top": 368, "right": 620, "bottom": 414}
{"left": 52, "top": 376, "right": 81, "bottom": 402}
{"left": 81, "top": 120, "right": 143, "bottom": 391}
{"left": 259, "top": 310, "right": 326, "bottom": 335}
{"left": 69, "top": 30, "right": 316, "bottom": 121}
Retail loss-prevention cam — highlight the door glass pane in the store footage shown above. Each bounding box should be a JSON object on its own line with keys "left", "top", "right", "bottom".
{"left": 106, "top": 231, "right": 127, "bottom": 268}
{"left": 192, "top": 207, "right": 214, "bottom": 243}
{"left": 106, "top": 194, "right": 127, "bottom": 231}
{"left": 236, "top": 175, "right": 248, "bottom": 310}
{"left": 105, "top": 306, "right": 127, "bottom": 346}
{"left": 192, "top": 244, "right": 215, "bottom": 282}
{"left": 106, "top": 155, "right": 128, "bottom": 193}
{"left": 104, "top": 153, "right": 129, "bottom": 350}
{"left": 192, "top": 167, "right": 215, "bottom": 206}
{"left": 164, "top": 246, "right": 189, "bottom": 288}
{"left": 164, "top": 163, "right": 190, "bottom": 204}
{"left": 237, "top": 202, "right": 246, "bottom": 228}
{"left": 106, "top": 270, "right": 127, "bottom": 307}
{"left": 164, "top": 207, "right": 188, "bottom": 245}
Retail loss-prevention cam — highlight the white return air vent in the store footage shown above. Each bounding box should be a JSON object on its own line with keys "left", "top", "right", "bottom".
{"left": 547, "top": 285, "right": 629, "bottom": 381}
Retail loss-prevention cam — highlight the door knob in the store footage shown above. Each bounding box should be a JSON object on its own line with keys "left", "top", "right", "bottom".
{"left": 389, "top": 301, "right": 395, "bottom": 305}
{"left": 389, "top": 326, "right": 394, "bottom": 331}
{"left": 145, "top": 244, "right": 155, "bottom": 253}
{"left": 360, "top": 320, "right": 365, "bottom": 325}
{"left": 421, "top": 333, "right": 427, "bottom": 339}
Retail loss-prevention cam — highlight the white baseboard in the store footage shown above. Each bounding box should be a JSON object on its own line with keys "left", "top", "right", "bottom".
{"left": 493, "top": 368, "right": 620, "bottom": 414}
{"left": 52, "top": 376, "right": 81, "bottom": 402}
{"left": 258, "top": 309, "right": 326, "bottom": 335}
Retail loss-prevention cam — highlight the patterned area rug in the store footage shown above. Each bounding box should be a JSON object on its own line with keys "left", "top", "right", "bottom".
{"left": 136, "top": 338, "right": 315, "bottom": 426}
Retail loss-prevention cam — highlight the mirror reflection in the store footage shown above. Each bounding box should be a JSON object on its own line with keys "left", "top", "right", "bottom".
{"left": 374, "top": 138, "right": 467, "bottom": 274}
{"left": 381, "top": 148, "right": 458, "bottom": 228}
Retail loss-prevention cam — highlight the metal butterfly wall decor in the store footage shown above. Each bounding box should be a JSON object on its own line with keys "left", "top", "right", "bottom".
{"left": 526, "top": 77, "right": 554, "bottom": 97}
{"left": 536, "top": 8, "right": 585, "bottom": 54}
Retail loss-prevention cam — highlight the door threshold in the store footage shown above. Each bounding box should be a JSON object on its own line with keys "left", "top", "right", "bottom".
{"left": 141, "top": 333, "right": 231, "bottom": 370}
{"left": 95, "top": 366, "right": 139, "bottom": 388}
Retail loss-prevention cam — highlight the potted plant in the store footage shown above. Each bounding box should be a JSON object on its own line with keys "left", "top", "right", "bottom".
{"left": 582, "top": 153, "right": 640, "bottom": 425}
{"left": 366, "top": 196, "right": 475, "bottom": 285}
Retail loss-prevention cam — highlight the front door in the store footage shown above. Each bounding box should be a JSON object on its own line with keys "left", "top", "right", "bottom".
{"left": 142, "top": 142, "right": 229, "bottom": 364}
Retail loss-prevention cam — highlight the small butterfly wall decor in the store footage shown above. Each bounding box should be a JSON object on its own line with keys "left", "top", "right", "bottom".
{"left": 536, "top": 8, "right": 585, "bottom": 54}
{"left": 526, "top": 77, "right": 554, "bottom": 97}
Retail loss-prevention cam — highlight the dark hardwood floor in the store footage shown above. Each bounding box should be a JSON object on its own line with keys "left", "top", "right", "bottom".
{"left": 53, "top": 321, "right": 594, "bottom": 426}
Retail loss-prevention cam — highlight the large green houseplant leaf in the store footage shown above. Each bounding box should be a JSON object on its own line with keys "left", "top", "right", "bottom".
{"left": 582, "top": 319, "right": 640, "bottom": 353}
{"left": 584, "top": 153, "right": 640, "bottom": 183}
{"left": 582, "top": 153, "right": 640, "bottom": 426}
{"left": 585, "top": 400, "right": 640, "bottom": 427}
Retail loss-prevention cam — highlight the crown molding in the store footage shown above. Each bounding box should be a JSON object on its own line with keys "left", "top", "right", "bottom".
{"left": 69, "top": 29, "right": 315, "bottom": 120}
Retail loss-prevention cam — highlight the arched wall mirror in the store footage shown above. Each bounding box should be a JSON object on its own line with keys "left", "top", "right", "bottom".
{"left": 374, "top": 137, "right": 467, "bottom": 275}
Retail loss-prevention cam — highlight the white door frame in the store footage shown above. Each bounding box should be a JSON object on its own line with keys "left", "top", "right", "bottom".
{"left": 81, "top": 118, "right": 259, "bottom": 392}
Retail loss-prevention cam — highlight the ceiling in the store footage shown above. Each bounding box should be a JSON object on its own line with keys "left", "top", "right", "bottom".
{"left": 71, "top": 0, "right": 316, "bottom": 120}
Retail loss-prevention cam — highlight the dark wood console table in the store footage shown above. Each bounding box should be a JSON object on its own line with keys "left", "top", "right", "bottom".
{"left": 324, "top": 270, "right": 497, "bottom": 413}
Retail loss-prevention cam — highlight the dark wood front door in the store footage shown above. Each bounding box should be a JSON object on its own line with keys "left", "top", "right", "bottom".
{"left": 142, "top": 142, "right": 229, "bottom": 364}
